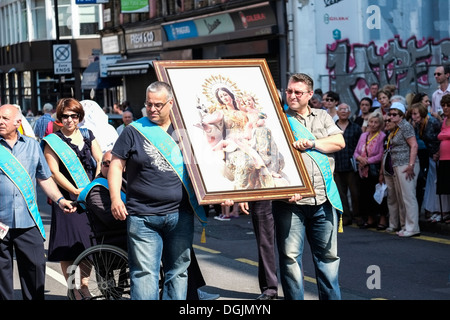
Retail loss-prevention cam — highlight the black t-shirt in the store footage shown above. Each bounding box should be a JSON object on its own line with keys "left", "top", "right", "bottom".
{"left": 111, "top": 123, "right": 190, "bottom": 215}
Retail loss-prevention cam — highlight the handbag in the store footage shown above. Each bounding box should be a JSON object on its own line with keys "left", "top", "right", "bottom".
{"left": 383, "top": 150, "right": 394, "bottom": 175}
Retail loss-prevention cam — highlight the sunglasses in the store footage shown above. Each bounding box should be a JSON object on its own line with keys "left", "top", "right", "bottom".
{"left": 102, "top": 160, "right": 111, "bottom": 167}
{"left": 285, "top": 89, "right": 310, "bottom": 97}
{"left": 61, "top": 113, "right": 80, "bottom": 120}
{"left": 325, "top": 98, "right": 335, "bottom": 102}
{"left": 434, "top": 72, "right": 443, "bottom": 76}
{"left": 388, "top": 112, "right": 399, "bottom": 117}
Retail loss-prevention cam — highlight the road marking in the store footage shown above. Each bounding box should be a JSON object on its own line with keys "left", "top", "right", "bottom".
{"left": 193, "top": 244, "right": 221, "bottom": 254}
{"left": 235, "top": 258, "right": 258, "bottom": 266}
{"left": 46, "top": 266, "right": 67, "bottom": 287}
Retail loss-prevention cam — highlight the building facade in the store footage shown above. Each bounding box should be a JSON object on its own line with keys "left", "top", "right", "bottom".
{"left": 0, "top": 0, "right": 105, "bottom": 113}
{"left": 99, "top": 0, "right": 288, "bottom": 117}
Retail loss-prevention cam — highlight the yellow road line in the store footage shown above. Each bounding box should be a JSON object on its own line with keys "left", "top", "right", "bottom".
{"left": 235, "top": 258, "right": 258, "bottom": 266}
{"left": 193, "top": 244, "right": 221, "bottom": 254}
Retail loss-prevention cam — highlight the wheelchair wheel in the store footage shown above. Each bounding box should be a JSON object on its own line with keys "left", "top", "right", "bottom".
{"left": 67, "top": 244, "right": 130, "bottom": 300}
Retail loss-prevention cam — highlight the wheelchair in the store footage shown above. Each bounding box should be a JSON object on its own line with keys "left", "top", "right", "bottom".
{"left": 67, "top": 200, "right": 163, "bottom": 300}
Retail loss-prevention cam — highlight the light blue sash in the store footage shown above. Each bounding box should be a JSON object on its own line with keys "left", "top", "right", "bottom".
{"left": 284, "top": 108, "right": 343, "bottom": 231}
{"left": 0, "top": 144, "right": 46, "bottom": 239}
{"left": 130, "top": 118, "right": 207, "bottom": 238}
{"left": 42, "top": 133, "right": 90, "bottom": 189}
{"left": 77, "top": 177, "right": 126, "bottom": 210}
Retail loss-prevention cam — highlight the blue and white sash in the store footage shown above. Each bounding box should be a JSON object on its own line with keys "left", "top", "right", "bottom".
{"left": 42, "top": 133, "right": 90, "bottom": 189}
{"left": 0, "top": 144, "right": 46, "bottom": 239}
{"left": 284, "top": 108, "right": 344, "bottom": 232}
{"left": 130, "top": 117, "right": 207, "bottom": 241}
{"left": 77, "top": 177, "right": 126, "bottom": 210}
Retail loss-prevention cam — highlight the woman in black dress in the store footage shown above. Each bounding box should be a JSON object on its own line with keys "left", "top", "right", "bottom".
{"left": 42, "top": 98, "right": 102, "bottom": 298}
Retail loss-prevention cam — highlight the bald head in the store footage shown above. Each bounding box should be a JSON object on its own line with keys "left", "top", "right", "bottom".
{"left": 0, "top": 104, "right": 22, "bottom": 139}
{"left": 1, "top": 104, "right": 22, "bottom": 120}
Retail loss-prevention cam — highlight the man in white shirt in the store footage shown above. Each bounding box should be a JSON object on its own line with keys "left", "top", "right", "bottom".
{"left": 431, "top": 65, "right": 450, "bottom": 118}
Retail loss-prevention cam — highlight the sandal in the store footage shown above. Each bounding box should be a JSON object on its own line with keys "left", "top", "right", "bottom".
{"left": 377, "top": 224, "right": 388, "bottom": 230}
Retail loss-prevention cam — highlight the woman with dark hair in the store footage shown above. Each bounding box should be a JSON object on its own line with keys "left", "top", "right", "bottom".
{"left": 324, "top": 90, "right": 340, "bottom": 121}
{"left": 409, "top": 102, "right": 442, "bottom": 221}
{"left": 354, "top": 97, "right": 373, "bottom": 131}
{"left": 42, "top": 98, "right": 103, "bottom": 298}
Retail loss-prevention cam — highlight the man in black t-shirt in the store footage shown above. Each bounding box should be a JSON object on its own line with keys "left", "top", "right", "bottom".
{"left": 108, "top": 81, "right": 207, "bottom": 300}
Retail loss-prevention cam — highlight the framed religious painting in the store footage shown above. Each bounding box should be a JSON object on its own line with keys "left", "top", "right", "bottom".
{"left": 153, "top": 59, "right": 315, "bottom": 205}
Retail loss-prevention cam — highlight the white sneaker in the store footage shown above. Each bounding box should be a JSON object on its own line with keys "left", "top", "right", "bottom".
{"left": 198, "top": 289, "right": 220, "bottom": 300}
{"left": 214, "top": 215, "right": 230, "bottom": 221}
{"left": 427, "top": 213, "right": 438, "bottom": 222}
{"left": 431, "top": 215, "right": 442, "bottom": 223}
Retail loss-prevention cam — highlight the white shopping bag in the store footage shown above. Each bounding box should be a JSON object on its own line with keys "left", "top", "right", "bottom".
{"left": 373, "top": 183, "right": 387, "bottom": 205}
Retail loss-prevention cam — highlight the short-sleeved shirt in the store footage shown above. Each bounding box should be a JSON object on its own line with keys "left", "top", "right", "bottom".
{"left": 334, "top": 120, "right": 362, "bottom": 172}
{"left": 0, "top": 132, "right": 52, "bottom": 228}
{"left": 286, "top": 107, "right": 343, "bottom": 206}
{"left": 389, "top": 119, "right": 416, "bottom": 167}
{"left": 112, "top": 123, "right": 190, "bottom": 216}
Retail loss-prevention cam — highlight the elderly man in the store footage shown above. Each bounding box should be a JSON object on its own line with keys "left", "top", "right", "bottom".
{"left": 116, "top": 110, "right": 134, "bottom": 135}
{"left": 0, "top": 104, "right": 75, "bottom": 300}
{"left": 33, "top": 103, "right": 54, "bottom": 140}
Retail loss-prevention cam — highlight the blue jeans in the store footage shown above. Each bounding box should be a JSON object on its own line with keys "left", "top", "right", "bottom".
{"left": 127, "top": 210, "right": 194, "bottom": 300}
{"left": 273, "top": 201, "right": 341, "bottom": 300}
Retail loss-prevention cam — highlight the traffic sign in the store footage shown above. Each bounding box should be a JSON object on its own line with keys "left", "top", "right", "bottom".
{"left": 53, "top": 44, "right": 72, "bottom": 75}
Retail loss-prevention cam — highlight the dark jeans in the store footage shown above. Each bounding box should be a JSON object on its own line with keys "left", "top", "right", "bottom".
{"left": 0, "top": 227, "right": 45, "bottom": 300}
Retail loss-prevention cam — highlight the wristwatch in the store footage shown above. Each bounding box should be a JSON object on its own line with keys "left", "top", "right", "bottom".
{"left": 310, "top": 140, "right": 316, "bottom": 150}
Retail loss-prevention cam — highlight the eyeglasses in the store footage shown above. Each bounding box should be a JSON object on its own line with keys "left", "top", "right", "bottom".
{"left": 434, "top": 72, "right": 443, "bottom": 76}
{"left": 384, "top": 119, "right": 391, "bottom": 123}
{"left": 338, "top": 108, "right": 350, "bottom": 112}
{"left": 285, "top": 89, "right": 310, "bottom": 98}
{"left": 144, "top": 99, "right": 171, "bottom": 110}
{"left": 388, "top": 112, "right": 399, "bottom": 117}
{"left": 102, "top": 160, "right": 111, "bottom": 167}
{"left": 325, "top": 98, "right": 335, "bottom": 102}
{"left": 61, "top": 113, "right": 79, "bottom": 120}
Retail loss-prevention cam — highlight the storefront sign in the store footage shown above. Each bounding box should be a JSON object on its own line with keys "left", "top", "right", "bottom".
{"left": 125, "top": 27, "right": 163, "bottom": 51}
{"left": 121, "top": 0, "right": 148, "bottom": 13}
{"left": 162, "top": 4, "right": 276, "bottom": 42}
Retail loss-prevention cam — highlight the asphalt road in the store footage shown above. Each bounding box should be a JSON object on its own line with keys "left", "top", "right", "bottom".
{"left": 12, "top": 187, "right": 450, "bottom": 302}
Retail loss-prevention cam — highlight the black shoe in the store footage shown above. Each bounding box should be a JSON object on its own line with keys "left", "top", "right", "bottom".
{"left": 256, "top": 293, "right": 278, "bottom": 300}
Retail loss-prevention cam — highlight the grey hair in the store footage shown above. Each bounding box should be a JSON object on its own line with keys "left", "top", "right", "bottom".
{"left": 146, "top": 81, "right": 173, "bottom": 100}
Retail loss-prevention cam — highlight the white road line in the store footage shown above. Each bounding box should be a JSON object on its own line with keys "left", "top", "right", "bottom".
{"left": 46, "top": 267, "right": 67, "bottom": 287}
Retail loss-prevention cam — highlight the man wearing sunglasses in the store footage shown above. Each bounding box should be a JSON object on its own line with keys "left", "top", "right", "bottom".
{"left": 273, "top": 73, "right": 345, "bottom": 300}
{"left": 431, "top": 64, "right": 450, "bottom": 119}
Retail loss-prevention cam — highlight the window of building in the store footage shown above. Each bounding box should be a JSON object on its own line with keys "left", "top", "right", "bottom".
{"left": 20, "top": 0, "right": 28, "bottom": 42}
{"left": 58, "top": 0, "right": 72, "bottom": 37}
{"left": 21, "top": 71, "right": 32, "bottom": 111}
{"left": 31, "top": 0, "right": 47, "bottom": 40}
{"left": 79, "top": 5, "right": 100, "bottom": 35}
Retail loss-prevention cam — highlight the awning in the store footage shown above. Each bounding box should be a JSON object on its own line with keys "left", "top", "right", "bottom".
{"left": 81, "top": 61, "right": 122, "bottom": 90}
{"left": 106, "top": 59, "right": 154, "bottom": 76}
